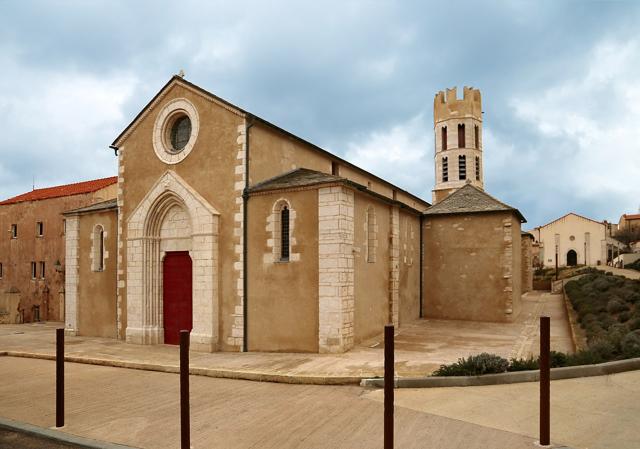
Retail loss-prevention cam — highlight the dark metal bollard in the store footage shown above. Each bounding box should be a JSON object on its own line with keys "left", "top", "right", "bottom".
{"left": 180, "top": 330, "right": 190, "bottom": 449}
{"left": 384, "top": 324, "right": 394, "bottom": 449}
{"left": 540, "top": 316, "right": 550, "bottom": 446}
{"left": 56, "top": 328, "right": 64, "bottom": 428}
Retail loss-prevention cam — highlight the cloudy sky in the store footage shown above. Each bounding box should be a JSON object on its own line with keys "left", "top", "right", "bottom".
{"left": 0, "top": 0, "right": 638, "bottom": 227}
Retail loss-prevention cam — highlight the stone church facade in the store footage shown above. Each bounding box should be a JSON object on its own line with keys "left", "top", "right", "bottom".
{"left": 64, "top": 76, "right": 530, "bottom": 353}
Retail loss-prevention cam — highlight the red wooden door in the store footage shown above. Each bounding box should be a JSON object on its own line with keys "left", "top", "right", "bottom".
{"left": 163, "top": 251, "right": 193, "bottom": 345}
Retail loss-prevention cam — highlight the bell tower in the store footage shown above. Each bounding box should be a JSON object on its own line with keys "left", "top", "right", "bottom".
{"left": 432, "top": 86, "right": 483, "bottom": 203}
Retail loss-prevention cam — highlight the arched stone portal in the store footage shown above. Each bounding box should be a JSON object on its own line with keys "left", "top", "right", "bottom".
{"left": 126, "top": 171, "right": 220, "bottom": 352}
{"left": 567, "top": 249, "right": 577, "bottom": 266}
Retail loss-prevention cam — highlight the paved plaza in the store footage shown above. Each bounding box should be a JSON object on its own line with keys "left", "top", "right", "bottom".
{"left": 0, "top": 357, "right": 539, "bottom": 449}
{"left": 0, "top": 291, "right": 573, "bottom": 382}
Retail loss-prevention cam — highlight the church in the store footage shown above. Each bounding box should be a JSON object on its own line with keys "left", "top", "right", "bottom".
{"left": 64, "top": 76, "right": 530, "bottom": 353}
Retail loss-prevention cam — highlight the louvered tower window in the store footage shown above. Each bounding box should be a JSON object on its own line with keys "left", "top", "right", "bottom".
{"left": 442, "top": 156, "right": 448, "bottom": 182}
{"left": 458, "top": 155, "right": 466, "bottom": 180}
{"left": 281, "top": 206, "right": 290, "bottom": 261}
{"left": 475, "top": 156, "right": 480, "bottom": 180}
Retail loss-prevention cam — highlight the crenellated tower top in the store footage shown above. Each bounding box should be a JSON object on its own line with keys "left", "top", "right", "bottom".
{"left": 432, "top": 86, "right": 484, "bottom": 203}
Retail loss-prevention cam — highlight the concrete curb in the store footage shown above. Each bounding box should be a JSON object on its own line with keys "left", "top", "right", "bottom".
{"left": 0, "top": 416, "right": 137, "bottom": 448}
{"left": 1, "top": 351, "right": 363, "bottom": 385}
{"left": 361, "top": 357, "right": 640, "bottom": 388}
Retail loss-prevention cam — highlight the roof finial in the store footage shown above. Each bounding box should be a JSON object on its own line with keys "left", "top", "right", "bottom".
{"left": 178, "top": 69, "right": 185, "bottom": 78}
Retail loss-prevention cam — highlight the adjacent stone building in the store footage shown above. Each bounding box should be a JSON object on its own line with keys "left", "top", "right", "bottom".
{"left": 62, "top": 76, "right": 530, "bottom": 353}
{"left": 0, "top": 177, "right": 117, "bottom": 323}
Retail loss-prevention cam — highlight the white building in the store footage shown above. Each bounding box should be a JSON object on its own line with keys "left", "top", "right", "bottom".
{"left": 532, "top": 213, "right": 624, "bottom": 268}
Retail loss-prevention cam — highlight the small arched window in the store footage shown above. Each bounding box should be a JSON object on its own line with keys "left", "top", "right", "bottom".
{"left": 457, "top": 123, "right": 465, "bottom": 148}
{"left": 458, "top": 155, "right": 466, "bottom": 180}
{"left": 442, "top": 156, "right": 448, "bottom": 182}
{"left": 441, "top": 126, "right": 447, "bottom": 151}
{"left": 92, "top": 225, "right": 105, "bottom": 272}
{"left": 366, "top": 206, "right": 377, "bottom": 263}
{"left": 271, "top": 200, "right": 295, "bottom": 263}
{"left": 280, "top": 206, "right": 290, "bottom": 261}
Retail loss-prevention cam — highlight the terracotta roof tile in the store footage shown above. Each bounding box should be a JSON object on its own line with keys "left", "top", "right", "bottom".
{"left": 0, "top": 176, "right": 117, "bottom": 205}
{"left": 623, "top": 214, "right": 640, "bottom": 220}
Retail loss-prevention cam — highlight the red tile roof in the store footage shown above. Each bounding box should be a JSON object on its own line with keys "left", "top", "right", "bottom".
{"left": 623, "top": 214, "right": 640, "bottom": 220}
{"left": 0, "top": 176, "right": 117, "bottom": 205}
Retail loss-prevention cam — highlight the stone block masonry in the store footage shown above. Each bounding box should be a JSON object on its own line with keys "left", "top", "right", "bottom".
{"left": 318, "top": 186, "right": 355, "bottom": 353}
{"left": 64, "top": 216, "right": 80, "bottom": 336}
{"left": 229, "top": 122, "right": 246, "bottom": 350}
{"left": 389, "top": 206, "right": 400, "bottom": 326}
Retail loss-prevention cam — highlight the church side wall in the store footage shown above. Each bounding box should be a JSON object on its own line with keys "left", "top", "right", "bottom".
{"left": 249, "top": 123, "right": 429, "bottom": 212}
{"left": 398, "top": 210, "right": 421, "bottom": 325}
{"left": 353, "top": 191, "right": 390, "bottom": 343}
{"left": 422, "top": 211, "right": 520, "bottom": 323}
{"left": 77, "top": 210, "right": 117, "bottom": 338}
{"left": 247, "top": 189, "right": 319, "bottom": 352}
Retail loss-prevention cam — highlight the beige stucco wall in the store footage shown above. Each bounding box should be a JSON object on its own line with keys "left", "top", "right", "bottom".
{"left": 422, "top": 211, "right": 522, "bottom": 323}
{"left": 0, "top": 185, "right": 115, "bottom": 323}
{"left": 398, "top": 210, "right": 421, "bottom": 324}
{"left": 534, "top": 213, "right": 606, "bottom": 267}
{"left": 353, "top": 192, "right": 390, "bottom": 343}
{"left": 76, "top": 209, "right": 117, "bottom": 338}
{"left": 247, "top": 189, "right": 319, "bottom": 352}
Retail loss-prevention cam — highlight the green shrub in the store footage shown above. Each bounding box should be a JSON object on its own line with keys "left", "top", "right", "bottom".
{"left": 550, "top": 350, "right": 568, "bottom": 367}
{"left": 508, "top": 357, "right": 538, "bottom": 371}
{"left": 432, "top": 353, "right": 509, "bottom": 376}
{"left": 621, "top": 331, "right": 640, "bottom": 358}
{"left": 628, "top": 317, "right": 640, "bottom": 331}
{"left": 607, "top": 298, "right": 629, "bottom": 314}
{"left": 565, "top": 349, "right": 606, "bottom": 366}
{"left": 618, "top": 311, "right": 631, "bottom": 323}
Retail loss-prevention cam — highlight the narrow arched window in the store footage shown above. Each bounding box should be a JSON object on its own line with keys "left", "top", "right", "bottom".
{"left": 458, "top": 155, "right": 466, "bottom": 180}
{"left": 442, "top": 156, "right": 448, "bottom": 182}
{"left": 475, "top": 156, "right": 480, "bottom": 180}
{"left": 92, "top": 225, "right": 105, "bottom": 272}
{"left": 366, "top": 206, "right": 377, "bottom": 263}
{"left": 458, "top": 123, "right": 465, "bottom": 148}
{"left": 474, "top": 125, "right": 479, "bottom": 148}
{"left": 441, "top": 126, "right": 447, "bottom": 151}
{"left": 281, "top": 206, "right": 290, "bottom": 261}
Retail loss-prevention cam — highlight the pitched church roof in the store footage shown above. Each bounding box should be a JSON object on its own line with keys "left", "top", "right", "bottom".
{"left": 0, "top": 176, "right": 117, "bottom": 206}
{"left": 423, "top": 183, "right": 526, "bottom": 222}
{"left": 63, "top": 198, "right": 118, "bottom": 216}
{"left": 248, "top": 168, "right": 425, "bottom": 214}
{"left": 248, "top": 168, "right": 343, "bottom": 193}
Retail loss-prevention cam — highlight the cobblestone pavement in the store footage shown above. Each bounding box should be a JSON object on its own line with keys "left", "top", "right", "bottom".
{"left": 0, "top": 357, "right": 539, "bottom": 449}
